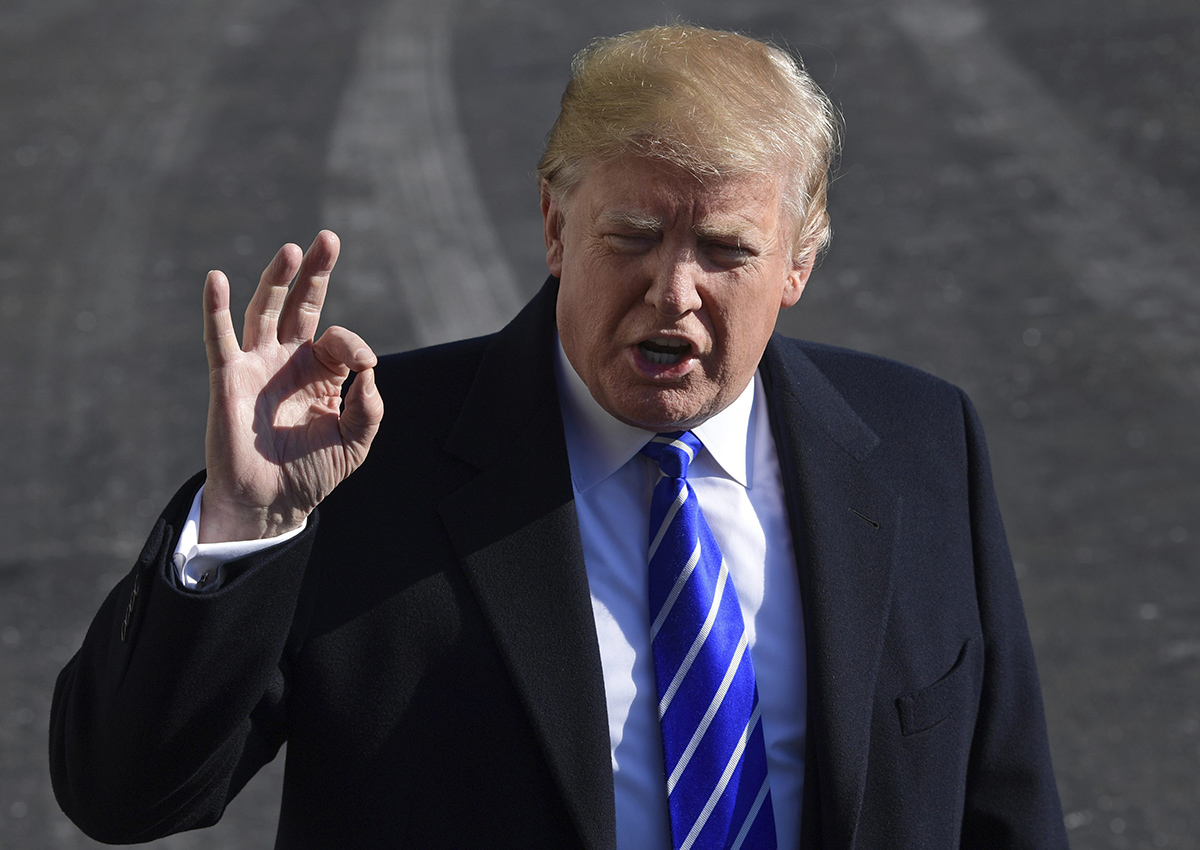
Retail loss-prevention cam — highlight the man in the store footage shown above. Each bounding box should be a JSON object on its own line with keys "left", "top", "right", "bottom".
{"left": 51, "top": 25, "right": 1067, "bottom": 849}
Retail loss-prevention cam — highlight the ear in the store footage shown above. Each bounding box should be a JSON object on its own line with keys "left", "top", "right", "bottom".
{"left": 780, "top": 258, "right": 812, "bottom": 309}
{"left": 541, "top": 182, "right": 565, "bottom": 277}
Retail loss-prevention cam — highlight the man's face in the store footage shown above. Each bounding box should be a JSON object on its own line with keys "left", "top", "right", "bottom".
{"left": 543, "top": 156, "right": 810, "bottom": 431}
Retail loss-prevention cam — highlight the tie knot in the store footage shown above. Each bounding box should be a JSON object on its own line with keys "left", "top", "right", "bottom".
{"left": 641, "top": 431, "right": 703, "bottom": 480}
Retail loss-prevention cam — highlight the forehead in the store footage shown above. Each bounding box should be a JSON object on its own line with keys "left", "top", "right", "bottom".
{"left": 572, "top": 156, "right": 785, "bottom": 233}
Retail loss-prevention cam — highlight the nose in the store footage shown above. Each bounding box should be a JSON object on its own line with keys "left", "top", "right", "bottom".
{"left": 645, "top": 253, "right": 703, "bottom": 318}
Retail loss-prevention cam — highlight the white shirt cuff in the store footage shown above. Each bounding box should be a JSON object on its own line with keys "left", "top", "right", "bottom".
{"left": 172, "top": 484, "right": 307, "bottom": 591}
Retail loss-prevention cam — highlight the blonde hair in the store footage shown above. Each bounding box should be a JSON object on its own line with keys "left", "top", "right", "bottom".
{"left": 537, "top": 24, "right": 841, "bottom": 264}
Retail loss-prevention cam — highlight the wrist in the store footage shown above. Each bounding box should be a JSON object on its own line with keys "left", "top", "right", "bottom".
{"left": 198, "top": 490, "right": 307, "bottom": 544}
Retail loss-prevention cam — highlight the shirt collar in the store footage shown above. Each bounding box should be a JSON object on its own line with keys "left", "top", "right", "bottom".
{"left": 554, "top": 336, "right": 755, "bottom": 492}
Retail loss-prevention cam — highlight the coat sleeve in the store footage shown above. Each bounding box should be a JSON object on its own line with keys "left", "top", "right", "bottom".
{"left": 957, "top": 390, "right": 1068, "bottom": 848}
{"left": 49, "top": 471, "right": 319, "bottom": 843}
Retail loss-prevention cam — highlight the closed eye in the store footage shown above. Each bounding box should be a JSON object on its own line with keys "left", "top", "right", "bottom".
{"left": 703, "top": 241, "right": 755, "bottom": 268}
{"left": 605, "top": 232, "right": 658, "bottom": 254}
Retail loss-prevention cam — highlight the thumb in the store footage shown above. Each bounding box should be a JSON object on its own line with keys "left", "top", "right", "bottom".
{"left": 340, "top": 367, "right": 384, "bottom": 466}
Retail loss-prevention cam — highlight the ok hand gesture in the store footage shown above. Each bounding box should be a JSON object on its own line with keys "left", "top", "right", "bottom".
{"left": 200, "top": 231, "right": 383, "bottom": 543}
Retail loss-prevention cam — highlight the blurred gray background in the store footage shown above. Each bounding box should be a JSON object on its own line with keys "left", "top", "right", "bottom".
{"left": 1, "top": 0, "right": 1197, "bottom": 847}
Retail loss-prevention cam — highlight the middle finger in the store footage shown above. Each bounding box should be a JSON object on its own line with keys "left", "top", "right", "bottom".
{"left": 278, "top": 230, "right": 340, "bottom": 345}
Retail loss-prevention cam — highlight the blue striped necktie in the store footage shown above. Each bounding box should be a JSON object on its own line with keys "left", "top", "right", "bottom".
{"left": 641, "top": 432, "right": 776, "bottom": 850}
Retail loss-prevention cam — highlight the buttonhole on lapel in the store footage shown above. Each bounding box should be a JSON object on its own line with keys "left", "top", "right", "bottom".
{"left": 849, "top": 508, "right": 879, "bottom": 529}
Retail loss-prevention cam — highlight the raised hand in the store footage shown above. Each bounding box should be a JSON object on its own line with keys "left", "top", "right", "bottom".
{"left": 199, "top": 231, "right": 384, "bottom": 543}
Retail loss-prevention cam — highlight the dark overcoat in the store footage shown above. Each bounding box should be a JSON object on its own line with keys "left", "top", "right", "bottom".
{"left": 51, "top": 279, "right": 1067, "bottom": 848}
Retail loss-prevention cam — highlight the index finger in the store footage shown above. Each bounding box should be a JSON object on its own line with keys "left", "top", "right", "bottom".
{"left": 278, "top": 230, "right": 340, "bottom": 344}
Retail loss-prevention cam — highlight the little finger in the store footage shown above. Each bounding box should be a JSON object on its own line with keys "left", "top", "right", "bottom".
{"left": 203, "top": 270, "right": 241, "bottom": 369}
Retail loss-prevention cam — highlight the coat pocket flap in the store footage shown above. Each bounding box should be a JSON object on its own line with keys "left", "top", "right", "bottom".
{"left": 896, "top": 638, "right": 978, "bottom": 736}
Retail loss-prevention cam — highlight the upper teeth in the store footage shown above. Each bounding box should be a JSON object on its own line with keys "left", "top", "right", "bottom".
{"left": 641, "top": 339, "right": 689, "bottom": 365}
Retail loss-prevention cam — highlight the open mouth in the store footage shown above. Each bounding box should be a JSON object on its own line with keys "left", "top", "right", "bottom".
{"left": 638, "top": 338, "right": 691, "bottom": 365}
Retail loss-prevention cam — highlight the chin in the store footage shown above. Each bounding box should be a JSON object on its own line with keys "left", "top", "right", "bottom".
{"left": 606, "top": 389, "right": 712, "bottom": 432}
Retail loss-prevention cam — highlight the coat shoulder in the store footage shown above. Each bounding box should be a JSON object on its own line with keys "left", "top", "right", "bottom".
{"left": 782, "top": 336, "right": 964, "bottom": 400}
{"left": 768, "top": 336, "right": 973, "bottom": 437}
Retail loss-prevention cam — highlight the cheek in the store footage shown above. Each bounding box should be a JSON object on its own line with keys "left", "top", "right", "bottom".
{"left": 576, "top": 268, "right": 641, "bottom": 328}
{"left": 556, "top": 294, "right": 584, "bottom": 350}
{"left": 708, "top": 288, "right": 780, "bottom": 361}
{"left": 561, "top": 278, "right": 602, "bottom": 327}
{"left": 557, "top": 285, "right": 608, "bottom": 370}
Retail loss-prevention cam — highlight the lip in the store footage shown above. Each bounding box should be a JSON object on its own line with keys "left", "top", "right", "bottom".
{"left": 629, "top": 337, "right": 699, "bottom": 380}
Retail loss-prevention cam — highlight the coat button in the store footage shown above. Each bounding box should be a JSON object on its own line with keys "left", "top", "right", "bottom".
{"left": 121, "top": 573, "right": 141, "bottom": 642}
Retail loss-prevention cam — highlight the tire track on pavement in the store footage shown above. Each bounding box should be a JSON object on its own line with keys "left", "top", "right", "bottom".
{"left": 891, "top": 0, "right": 1200, "bottom": 398}
{"left": 322, "top": 0, "right": 525, "bottom": 352}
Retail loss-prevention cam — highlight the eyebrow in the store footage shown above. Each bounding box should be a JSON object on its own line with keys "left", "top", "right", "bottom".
{"left": 599, "top": 211, "right": 664, "bottom": 232}
{"left": 694, "top": 222, "right": 760, "bottom": 249}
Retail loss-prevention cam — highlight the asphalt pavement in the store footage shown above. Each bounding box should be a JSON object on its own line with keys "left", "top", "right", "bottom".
{"left": 1, "top": 0, "right": 1197, "bottom": 847}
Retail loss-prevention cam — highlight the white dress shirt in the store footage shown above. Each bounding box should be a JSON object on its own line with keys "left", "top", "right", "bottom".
{"left": 554, "top": 341, "right": 806, "bottom": 850}
{"left": 175, "top": 342, "right": 807, "bottom": 848}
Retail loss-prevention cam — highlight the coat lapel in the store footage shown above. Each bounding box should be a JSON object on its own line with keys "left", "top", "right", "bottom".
{"left": 761, "top": 338, "right": 900, "bottom": 850}
{"left": 436, "top": 280, "right": 616, "bottom": 850}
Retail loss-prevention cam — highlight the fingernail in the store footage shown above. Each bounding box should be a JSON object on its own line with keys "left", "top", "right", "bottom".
{"left": 361, "top": 369, "right": 375, "bottom": 396}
